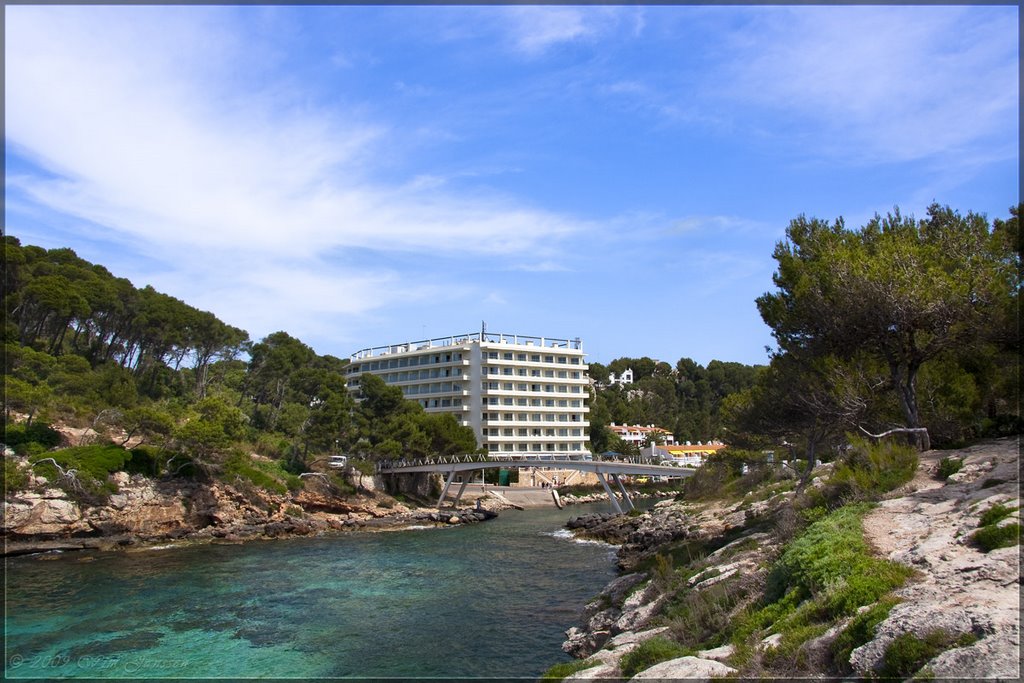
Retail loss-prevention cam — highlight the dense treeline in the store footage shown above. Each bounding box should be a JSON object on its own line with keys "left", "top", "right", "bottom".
{"left": 4, "top": 201, "right": 1019, "bottom": 496}
{"left": 588, "top": 357, "right": 760, "bottom": 453}
{"left": 3, "top": 237, "right": 478, "bottom": 497}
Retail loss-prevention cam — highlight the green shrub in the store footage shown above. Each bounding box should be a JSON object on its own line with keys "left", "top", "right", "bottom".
{"left": 619, "top": 636, "right": 689, "bottom": 678}
{"left": 4, "top": 457, "right": 30, "bottom": 493}
{"left": 972, "top": 523, "right": 1019, "bottom": 552}
{"left": 4, "top": 422, "right": 62, "bottom": 453}
{"left": 222, "top": 452, "right": 290, "bottom": 494}
{"left": 125, "top": 445, "right": 168, "bottom": 477}
{"left": 28, "top": 444, "right": 130, "bottom": 502}
{"left": 978, "top": 502, "right": 1016, "bottom": 527}
{"left": 30, "top": 444, "right": 129, "bottom": 481}
{"left": 828, "top": 438, "right": 918, "bottom": 502}
{"left": 666, "top": 576, "right": 750, "bottom": 649}
{"left": 831, "top": 597, "right": 901, "bottom": 670}
{"left": 539, "top": 658, "right": 599, "bottom": 680}
{"left": 766, "top": 503, "right": 911, "bottom": 612}
{"left": 762, "top": 622, "right": 829, "bottom": 669}
{"left": 879, "top": 630, "right": 977, "bottom": 679}
{"left": 936, "top": 457, "right": 963, "bottom": 480}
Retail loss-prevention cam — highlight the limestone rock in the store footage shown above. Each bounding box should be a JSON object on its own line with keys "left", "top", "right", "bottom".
{"left": 631, "top": 655, "right": 737, "bottom": 680}
{"left": 927, "top": 629, "right": 1021, "bottom": 680}
{"left": 4, "top": 496, "right": 90, "bottom": 535}
{"left": 614, "top": 594, "right": 665, "bottom": 633}
{"left": 697, "top": 643, "right": 735, "bottom": 661}
{"left": 606, "top": 626, "right": 669, "bottom": 650}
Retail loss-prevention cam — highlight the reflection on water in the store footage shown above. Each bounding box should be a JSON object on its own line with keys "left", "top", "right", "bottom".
{"left": 5, "top": 502, "right": 632, "bottom": 679}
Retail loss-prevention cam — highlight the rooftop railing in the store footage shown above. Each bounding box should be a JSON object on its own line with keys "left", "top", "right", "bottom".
{"left": 351, "top": 332, "right": 584, "bottom": 360}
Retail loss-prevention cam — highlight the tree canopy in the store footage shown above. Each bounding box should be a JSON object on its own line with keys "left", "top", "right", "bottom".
{"left": 746, "top": 203, "right": 1020, "bottom": 453}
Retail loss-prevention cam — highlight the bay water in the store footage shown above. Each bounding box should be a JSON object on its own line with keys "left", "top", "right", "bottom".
{"left": 5, "top": 502, "right": 627, "bottom": 679}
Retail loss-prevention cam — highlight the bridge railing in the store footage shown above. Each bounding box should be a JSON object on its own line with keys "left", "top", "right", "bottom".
{"left": 375, "top": 453, "right": 667, "bottom": 472}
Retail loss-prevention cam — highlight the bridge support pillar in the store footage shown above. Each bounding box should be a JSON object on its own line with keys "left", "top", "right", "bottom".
{"left": 437, "top": 468, "right": 458, "bottom": 509}
{"left": 610, "top": 473, "right": 635, "bottom": 512}
{"left": 451, "top": 474, "right": 473, "bottom": 508}
{"left": 597, "top": 472, "right": 624, "bottom": 515}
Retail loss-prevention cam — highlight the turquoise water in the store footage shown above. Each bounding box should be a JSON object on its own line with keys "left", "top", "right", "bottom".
{"left": 5, "top": 503, "right": 624, "bottom": 679}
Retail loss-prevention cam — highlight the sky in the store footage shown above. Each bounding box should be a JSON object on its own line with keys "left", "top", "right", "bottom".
{"left": 5, "top": 5, "right": 1019, "bottom": 368}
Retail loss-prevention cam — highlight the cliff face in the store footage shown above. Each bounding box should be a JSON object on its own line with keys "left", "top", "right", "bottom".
{"left": 558, "top": 438, "right": 1020, "bottom": 681}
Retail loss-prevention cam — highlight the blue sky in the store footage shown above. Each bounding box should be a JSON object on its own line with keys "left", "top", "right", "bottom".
{"left": 5, "top": 5, "right": 1019, "bottom": 367}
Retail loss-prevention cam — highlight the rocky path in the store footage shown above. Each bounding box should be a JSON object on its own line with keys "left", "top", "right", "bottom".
{"left": 857, "top": 437, "right": 1021, "bottom": 679}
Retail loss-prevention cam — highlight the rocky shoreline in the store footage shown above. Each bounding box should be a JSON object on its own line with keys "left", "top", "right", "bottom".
{"left": 2, "top": 465, "right": 502, "bottom": 557}
{"left": 555, "top": 437, "right": 1020, "bottom": 680}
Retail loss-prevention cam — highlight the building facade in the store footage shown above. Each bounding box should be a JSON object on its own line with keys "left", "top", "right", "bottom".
{"left": 608, "top": 423, "right": 676, "bottom": 448}
{"left": 347, "top": 331, "right": 591, "bottom": 458}
{"left": 643, "top": 441, "right": 726, "bottom": 467}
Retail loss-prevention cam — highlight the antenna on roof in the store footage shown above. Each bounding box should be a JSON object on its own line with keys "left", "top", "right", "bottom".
{"left": 481, "top": 320, "right": 486, "bottom": 338}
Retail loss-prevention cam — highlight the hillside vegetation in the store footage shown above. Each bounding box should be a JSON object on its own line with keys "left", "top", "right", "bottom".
{"left": 3, "top": 236, "right": 477, "bottom": 504}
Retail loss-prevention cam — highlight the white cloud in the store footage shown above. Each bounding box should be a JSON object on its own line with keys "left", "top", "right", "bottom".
{"left": 5, "top": 6, "right": 591, "bottom": 343}
{"left": 719, "top": 7, "right": 1019, "bottom": 164}
{"left": 500, "top": 7, "right": 642, "bottom": 57}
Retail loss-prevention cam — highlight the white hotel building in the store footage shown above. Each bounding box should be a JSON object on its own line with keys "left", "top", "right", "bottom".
{"left": 346, "top": 331, "right": 591, "bottom": 458}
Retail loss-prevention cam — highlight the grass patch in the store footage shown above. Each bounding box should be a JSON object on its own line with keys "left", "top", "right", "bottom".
{"left": 971, "top": 523, "right": 1020, "bottom": 552}
{"left": 831, "top": 596, "right": 901, "bottom": 670}
{"left": 222, "top": 452, "right": 303, "bottom": 495}
{"left": 619, "top": 636, "right": 690, "bottom": 678}
{"left": 936, "top": 457, "right": 963, "bottom": 480}
{"left": 665, "top": 574, "right": 750, "bottom": 650}
{"left": 538, "top": 658, "right": 600, "bottom": 681}
{"left": 978, "top": 502, "right": 1017, "bottom": 527}
{"left": 879, "top": 630, "right": 978, "bottom": 679}
{"left": 761, "top": 622, "right": 829, "bottom": 669}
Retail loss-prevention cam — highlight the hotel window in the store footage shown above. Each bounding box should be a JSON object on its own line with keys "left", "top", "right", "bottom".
{"left": 517, "top": 354, "right": 527, "bottom": 361}
{"left": 503, "top": 352, "right": 513, "bottom": 360}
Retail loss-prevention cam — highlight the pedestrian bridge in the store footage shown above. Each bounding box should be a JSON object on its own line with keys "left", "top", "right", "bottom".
{"left": 376, "top": 455, "right": 695, "bottom": 514}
